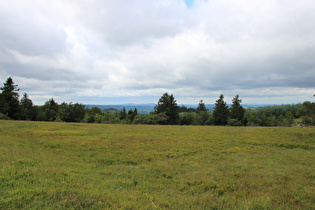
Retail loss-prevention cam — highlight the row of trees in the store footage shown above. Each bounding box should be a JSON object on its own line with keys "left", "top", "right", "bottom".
{"left": 1, "top": 77, "right": 314, "bottom": 126}
{"left": 153, "top": 93, "right": 246, "bottom": 126}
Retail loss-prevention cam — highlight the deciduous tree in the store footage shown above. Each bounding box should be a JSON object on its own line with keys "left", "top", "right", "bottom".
{"left": 297, "top": 100, "right": 315, "bottom": 125}
{"left": 39, "top": 98, "right": 60, "bottom": 121}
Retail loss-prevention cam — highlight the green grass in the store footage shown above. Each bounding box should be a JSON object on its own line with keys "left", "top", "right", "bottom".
{"left": 0, "top": 121, "right": 314, "bottom": 209}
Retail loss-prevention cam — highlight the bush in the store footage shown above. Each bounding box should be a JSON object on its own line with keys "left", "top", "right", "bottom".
{"left": 0, "top": 113, "right": 11, "bottom": 120}
{"left": 132, "top": 114, "right": 157, "bottom": 125}
{"left": 227, "top": 118, "right": 242, "bottom": 126}
{"left": 54, "top": 116, "right": 63, "bottom": 122}
{"left": 180, "top": 112, "right": 196, "bottom": 125}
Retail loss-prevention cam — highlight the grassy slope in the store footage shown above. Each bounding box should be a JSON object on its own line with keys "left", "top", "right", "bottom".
{"left": 0, "top": 121, "right": 314, "bottom": 209}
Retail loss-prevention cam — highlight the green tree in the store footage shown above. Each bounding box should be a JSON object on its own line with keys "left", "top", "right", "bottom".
{"left": 103, "top": 111, "right": 116, "bottom": 123}
{"left": 258, "top": 111, "right": 268, "bottom": 126}
{"left": 180, "top": 112, "right": 196, "bottom": 125}
{"left": 213, "top": 94, "right": 229, "bottom": 125}
{"left": 266, "top": 115, "right": 278, "bottom": 126}
{"left": 229, "top": 95, "right": 245, "bottom": 126}
{"left": 196, "top": 100, "right": 206, "bottom": 112}
{"left": 204, "top": 112, "right": 214, "bottom": 125}
{"left": 72, "top": 103, "right": 86, "bottom": 122}
{"left": 84, "top": 107, "right": 103, "bottom": 123}
{"left": 127, "top": 108, "right": 138, "bottom": 124}
{"left": 38, "top": 98, "right": 60, "bottom": 121}
{"left": 120, "top": 107, "right": 127, "bottom": 120}
{"left": 132, "top": 113, "right": 156, "bottom": 125}
{"left": 20, "top": 93, "right": 33, "bottom": 110}
{"left": 59, "top": 102, "right": 86, "bottom": 122}
{"left": 244, "top": 109, "right": 257, "bottom": 126}
{"left": 285, "top": 111, "right": 295, "bottom": 127}
{"left": 297, "top": 100, "right": 315, "bottom": 125}
{"left": 20, "top": 93, "right": 35, "bottom": 120}
{"left": 155, "top": 92, "right": 179, "bottom": 125}
{"left": 195, "top": 111, "right": 210, "bottom": 125}
{"left": 0, "top": 77, "right": 21, "bottom": 119}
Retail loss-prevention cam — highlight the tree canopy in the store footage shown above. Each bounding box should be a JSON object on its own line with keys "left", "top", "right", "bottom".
{"left": 0, "top": 77, "right": 20, "bottom": 119}
{"left": 213, "top": 94, "right": 229, "bottom": 125}
{"left": 1, "top": 77, "right": 313, "bottom": 126}
{"left": 196, "top": 100, "right": 206, "bottom": 112}
{"left": 155, "top": 92, "right": 180, "bottom": 125}
{"left": 229, "top": 94, "right": 245, "bottom": 126}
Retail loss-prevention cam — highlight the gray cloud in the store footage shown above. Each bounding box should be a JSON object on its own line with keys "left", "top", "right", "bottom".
{"left": 0, "top": 0, "right": 314, "bottom": 105}
{"left": 0, "top": 3, "right": 67, "bottom": 56}
{"left": 75, "top": 0, "right": 191, "bottom": 46}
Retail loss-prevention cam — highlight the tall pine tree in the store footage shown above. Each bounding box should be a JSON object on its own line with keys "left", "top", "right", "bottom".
{"left": 20, "top": 93, "right": 35, "bottom": 120}
{"left": 0, "top": 77, "right": 21, "bottom": 119}
{"left": 196, "top": 100, "right": 206, "bottom": 112}
{"left": 155, "top": 92, "right": 179, "bottom": 125}
{"left": 213, "top": 94, "right": 229, "bottom": 125}
{"left": 229, "top": 94, "right": 245, "bottom": 126}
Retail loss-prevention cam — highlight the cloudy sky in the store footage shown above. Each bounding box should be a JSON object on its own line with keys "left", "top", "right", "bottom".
{"left": 1, "top": 0, "right": 315, "bottom": 105}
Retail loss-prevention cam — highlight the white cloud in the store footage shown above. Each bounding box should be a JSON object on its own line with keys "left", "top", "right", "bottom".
{"left": 0, "top": 0, "right": 314, "bottom": 105}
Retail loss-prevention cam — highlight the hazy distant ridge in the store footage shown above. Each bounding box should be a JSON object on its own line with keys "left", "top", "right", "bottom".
{"left": 85, "top": 104, "right": 270, "bottom": 114}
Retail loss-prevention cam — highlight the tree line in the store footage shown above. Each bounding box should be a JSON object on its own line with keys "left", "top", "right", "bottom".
{"left": 1, "top": 77, "right": 314, "bottom": 126}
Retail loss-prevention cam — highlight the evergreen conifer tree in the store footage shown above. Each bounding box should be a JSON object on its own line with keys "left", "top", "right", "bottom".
{"left": 0, "top": 77, "right": 21, "bottom": 119}
{"left": 196, "top": 100, "right": 206, "bottom": 112}
{"left": 20, "top": 93, "right": 34, "bottom": 120}
{"left": 155, "top": 92, "right": 179, "bottom": 125}
{"left": 213, "top": 94, "right": 229, "bottom": 125}
{"left": 229, "top": 94, "right": 245, "bottom": 125}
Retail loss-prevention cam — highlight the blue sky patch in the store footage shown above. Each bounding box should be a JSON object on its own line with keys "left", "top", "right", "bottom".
{"left": 184, "top": 0, "right": 195, "bottom": 8}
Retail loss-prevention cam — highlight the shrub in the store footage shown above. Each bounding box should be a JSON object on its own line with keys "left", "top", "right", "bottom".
{"left": 227, "top": 118, "right": 242, "bottom": 126}
{"left": 0, "top": 113, "right": 11, "bottom": 120}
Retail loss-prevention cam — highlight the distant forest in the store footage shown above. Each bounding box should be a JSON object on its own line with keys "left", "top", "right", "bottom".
{"left": 1, "top": 77, "right": 314, "bottom": 126}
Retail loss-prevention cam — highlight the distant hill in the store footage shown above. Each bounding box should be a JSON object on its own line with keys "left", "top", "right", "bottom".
{"left": 85, "top": 104, "right": 156, "bottom": 114}
{"left": 85, "top": 103, "right": 270, "bottom": 114}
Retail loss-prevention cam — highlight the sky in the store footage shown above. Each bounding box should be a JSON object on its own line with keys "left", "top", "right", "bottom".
{"left": 1, "top": 0, "right": 315, "bottom": 105}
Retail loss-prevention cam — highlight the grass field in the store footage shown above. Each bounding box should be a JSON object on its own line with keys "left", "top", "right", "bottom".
{"left": 0, "top": 121, "right": 314, "bottom": 209}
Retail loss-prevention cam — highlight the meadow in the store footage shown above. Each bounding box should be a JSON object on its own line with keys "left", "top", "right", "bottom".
{"left": 0, "top": 121, "right": 314, "bottom": 209}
